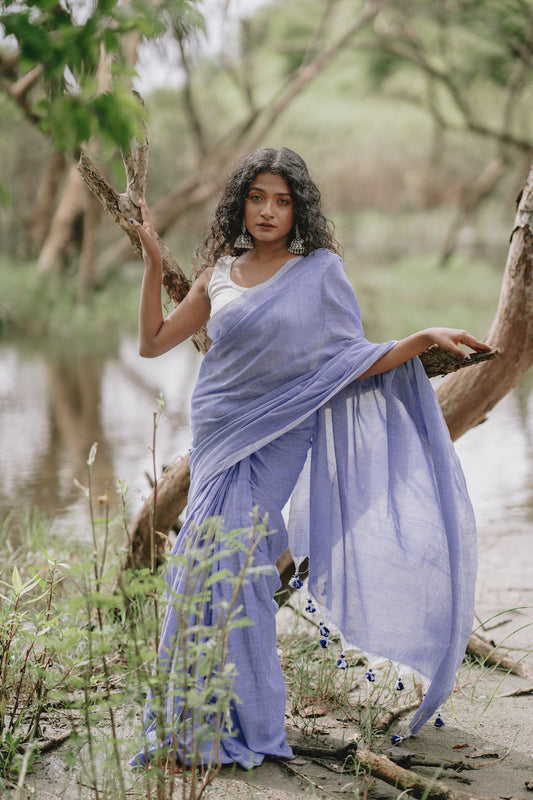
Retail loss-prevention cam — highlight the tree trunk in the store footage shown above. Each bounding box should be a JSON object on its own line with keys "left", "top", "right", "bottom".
{"left": 77, "top": 189, "right": 103, "bottom": 303}
{"left": 28, "top": 151, "right": 66, "bottom": 255}
{"left": 436, "top": 162, "right": 533, "bottom": 440}
{"left": 37, "top": 165, "right": 86, "bottom": 275}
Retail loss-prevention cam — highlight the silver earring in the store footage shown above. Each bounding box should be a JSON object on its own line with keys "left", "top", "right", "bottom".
{"left": 234, "top": 219, "right": 254, "bottom": 250}
{"left": 288, "top": 224, "right": 305, "bottom": 255}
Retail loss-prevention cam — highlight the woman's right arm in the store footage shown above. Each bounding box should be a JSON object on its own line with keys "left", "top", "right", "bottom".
{"left": 131, "top": 200, "right": 212, "bottom": 358}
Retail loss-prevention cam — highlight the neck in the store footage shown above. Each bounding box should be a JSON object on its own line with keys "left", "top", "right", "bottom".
{"left": 250, "top": 239, "right": 291, "bottom": 262}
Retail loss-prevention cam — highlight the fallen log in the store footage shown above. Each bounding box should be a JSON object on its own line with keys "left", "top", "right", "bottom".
{"left": 352, "top": 744, "right": 520, "bottom": 800}
{"left": 291, "top": 740, "right": 519, "bottom": 800}
{"left": 125, "top": 455, "right": 190, "bottom": 571}
{"left": 466, "top": 631, "right": 531, "bottom": 679}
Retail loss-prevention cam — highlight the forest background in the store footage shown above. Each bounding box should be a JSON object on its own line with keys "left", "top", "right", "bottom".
{"left": 2, "top": 0, "right": 531, "bottom": 344}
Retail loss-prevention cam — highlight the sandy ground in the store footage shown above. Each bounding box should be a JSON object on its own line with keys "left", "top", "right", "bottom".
{"left": 12, "top": 514, "right": 533, "bottom": 800}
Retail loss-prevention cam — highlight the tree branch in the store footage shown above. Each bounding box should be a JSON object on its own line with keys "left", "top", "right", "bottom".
{"left": 9, "top": 64, "right": 43, "bottom": 101}
{"left": 94, "top": 2, "right": 380, "bottom": 277}
{"left": 77, "top": 151, "right": 209, "bottom": 353}
{"left": 121, "top": 92, "right": 149, "bottom": 206}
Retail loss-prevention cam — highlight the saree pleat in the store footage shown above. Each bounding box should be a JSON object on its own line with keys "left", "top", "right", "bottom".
{"left": 132, "top": 416, "right": 317, "bottom": 768}
{"left": 131, "top": 249, "right": 477, "bottom": 767}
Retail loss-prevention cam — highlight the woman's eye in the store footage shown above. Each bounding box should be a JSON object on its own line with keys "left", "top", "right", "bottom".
{"left": 278, "top": 198, "right": 290, "bottom": 205}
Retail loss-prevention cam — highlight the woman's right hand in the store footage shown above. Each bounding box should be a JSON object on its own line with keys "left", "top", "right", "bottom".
{"left": 130, "top": 199, "right": 161, "bottom": 266}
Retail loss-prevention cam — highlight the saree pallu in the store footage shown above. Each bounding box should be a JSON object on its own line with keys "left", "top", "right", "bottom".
{"left": 132, "top": 249, "right": 477, "bottom": 768}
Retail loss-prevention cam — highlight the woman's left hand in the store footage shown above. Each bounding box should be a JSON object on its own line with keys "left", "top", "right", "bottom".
{"left": 424, "top": 327, "right": 492, "bottom": 358}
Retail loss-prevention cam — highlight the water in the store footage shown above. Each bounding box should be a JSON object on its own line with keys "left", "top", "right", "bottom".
{"left": 1, "top": 337, "right": 532, "bottom": 643}
{"left": 0, "top": 338, "right": 201, "bottom": 537}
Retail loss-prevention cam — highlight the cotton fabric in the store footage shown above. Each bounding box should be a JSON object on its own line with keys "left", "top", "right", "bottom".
{"left": 131, "top": 249, "right": 477, "bottom": 768}
{"left": 207, "top": 254, "right": 249, "bottom": 317}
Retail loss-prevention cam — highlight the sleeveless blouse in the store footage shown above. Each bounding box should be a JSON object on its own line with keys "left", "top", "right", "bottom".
{"left": 208, "top": 256, "right": 247, "bottom": 318}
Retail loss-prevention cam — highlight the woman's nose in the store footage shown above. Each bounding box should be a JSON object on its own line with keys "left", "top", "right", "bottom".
{"left": 261, "top": 201, "right": 274, "bottom": 218}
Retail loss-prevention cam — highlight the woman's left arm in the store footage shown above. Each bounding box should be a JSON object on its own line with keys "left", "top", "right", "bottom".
{"left": 359, "top": 327, "right": 492, "bottom": 379}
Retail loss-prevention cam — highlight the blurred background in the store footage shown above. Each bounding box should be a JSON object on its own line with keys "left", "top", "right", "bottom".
{"left": 0, "top": 0, "right": 532, "bottom": 573}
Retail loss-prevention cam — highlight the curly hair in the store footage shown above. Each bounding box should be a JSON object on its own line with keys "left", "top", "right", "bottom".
{"left": 193, "top": 147, "right": 340, "bottom": 274}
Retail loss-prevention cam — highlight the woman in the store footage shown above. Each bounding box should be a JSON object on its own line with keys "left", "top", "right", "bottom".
{"left": 130, "top": 147, "right": 490, "bottom": 768}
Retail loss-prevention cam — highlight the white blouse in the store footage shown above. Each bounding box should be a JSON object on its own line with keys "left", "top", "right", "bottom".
{"left": 208, "top": 256, "right": 248, "bottom": 318}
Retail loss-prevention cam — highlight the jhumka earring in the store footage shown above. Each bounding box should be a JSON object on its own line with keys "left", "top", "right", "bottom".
{"left": 288, "top": 224, "right": 305, "bottom": 255}
{"left": 234, "top": 220, "right": 254, "bottom": 250}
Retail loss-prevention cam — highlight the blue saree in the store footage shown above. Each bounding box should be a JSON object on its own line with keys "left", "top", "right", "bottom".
{"left": 132, "top": 249, "right": 477, "bottom": 768}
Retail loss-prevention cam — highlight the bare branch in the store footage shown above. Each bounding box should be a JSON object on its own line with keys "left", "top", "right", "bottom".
{"left": 94, "top": 1, "right": 380, "bottom": 277}
{"left": 419, "top": 346, "right": 499, "bottom": 378}
{"left": 10, "top": 64, "right": 43, "bottom": 101}
{"left": 368, "top": 9, "right": 533, "bottom": 154}
{"left": 78, "top": 151, "right": 209, "bottom": 353}
{"left": 242, "top": 0, "right": 379, "bottom": 150}
{"left": 175, "top": 24, "right": 207, "bottom": 159}
{"left": 352, "top": 743, "right": 517, "bottom": 800}
{"left": 121, "top": 92, "right": 149, "bottom": 206}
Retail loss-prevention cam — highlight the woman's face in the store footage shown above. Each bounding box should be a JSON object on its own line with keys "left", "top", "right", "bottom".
{"left": 244, "top": 171, "right": 294, "bottom": 248}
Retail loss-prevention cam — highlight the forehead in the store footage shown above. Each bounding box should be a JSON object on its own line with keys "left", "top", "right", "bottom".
{"left": 250, "top": 172, "right": 291, "bottom": 194}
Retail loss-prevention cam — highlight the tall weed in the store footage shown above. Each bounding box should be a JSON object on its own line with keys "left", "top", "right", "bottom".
{"left": 0, "top": 402, "right": 268, "bottom": 800}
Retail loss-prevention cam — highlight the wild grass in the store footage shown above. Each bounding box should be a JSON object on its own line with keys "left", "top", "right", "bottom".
{"left": 0, "top": 407, "right": 271, "bottom": 800}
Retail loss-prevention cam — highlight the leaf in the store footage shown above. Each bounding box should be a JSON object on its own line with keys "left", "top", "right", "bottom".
{"left": 12, "top": 565, "right": 22, "bottom": 597}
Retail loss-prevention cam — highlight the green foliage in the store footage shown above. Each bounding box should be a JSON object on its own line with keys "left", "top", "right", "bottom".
{"left": 0, "top": 549, "right": 70, "bottom": 785}
{"left": 0, "top": 0, "right": 203, "bottom": 153}
{"left": 0, "top": 259, "right": 140, "bottom": 343}
{"left": 361, "top": 0, "right": 533, "bottom": 132}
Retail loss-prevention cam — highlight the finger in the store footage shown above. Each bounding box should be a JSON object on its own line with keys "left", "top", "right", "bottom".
{"left": 462, "top": 335, "right": 492, "bottom": 352}
{"left": 130, "top": 217, "right": 148, "bottom": 241}
{"left": 139, "top": 199, "right": 154, "bottom": 227}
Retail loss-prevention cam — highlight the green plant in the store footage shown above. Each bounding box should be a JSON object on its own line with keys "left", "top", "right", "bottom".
{"left": 64, "top": 400, "right": 271, "bottom": 800}
{"left": 0, "top": 553, "right": 68, "bottom": 787}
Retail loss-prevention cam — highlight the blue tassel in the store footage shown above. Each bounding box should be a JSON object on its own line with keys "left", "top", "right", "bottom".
{"left": 337, "top": 653, "right": 348, "bottom": 670}
{"left": 319, "top": 622, "right": 330, "bottom": 637}
{"left": 395, "top": 677, "right": 404, "bottom": 691}
{"left": 390, "top": 734, "right": 404, "bottom": 745}
{"left": 305, "top": 598, "right": 316, "bottom": 613}
{"left": 319, "top": 637, "right": 329, "bottom": 649}
{"left": 288, "top": 573, "right": 303, "bottom": 589}
{"left": 434, "top": 712, "right": 445, "bottom": 728}
{"left": 365, "top": 667, "right": 376, "bottom": 683}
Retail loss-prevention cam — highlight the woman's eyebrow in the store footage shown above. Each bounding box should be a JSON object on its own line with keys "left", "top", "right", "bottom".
{"left": 248, "top": 185, "right": 292, "bottom": 196}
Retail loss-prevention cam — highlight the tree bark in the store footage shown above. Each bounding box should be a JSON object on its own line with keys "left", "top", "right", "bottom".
{"left": 436, "top": 162, "right": 533, "bottom": 441}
